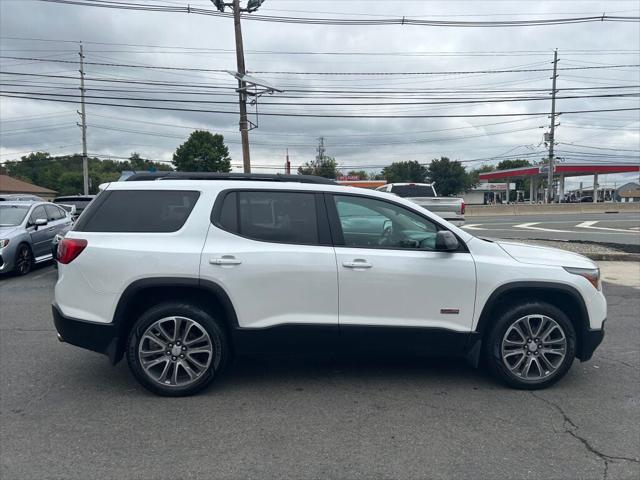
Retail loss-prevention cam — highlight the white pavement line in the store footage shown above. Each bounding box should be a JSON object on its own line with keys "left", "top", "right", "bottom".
{"left": 513, "top": 222, "right": 573, "bottom": 233}
{"left": 461, "top": 224, "right": 487, "bottom": 231}
{"left": 576, "top": 221, "right": 640, "bottom": 233}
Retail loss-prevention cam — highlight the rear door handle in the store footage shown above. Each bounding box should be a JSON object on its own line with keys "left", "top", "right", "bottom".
{"left": 210, "top": 256, "right": 242, "bottom": 266}
{"left": 342, "top": 260, "right": 372, "bottom": 269}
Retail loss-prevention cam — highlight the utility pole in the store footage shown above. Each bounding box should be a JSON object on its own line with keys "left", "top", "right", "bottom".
{"left": 212, "top": 1, "right": 271, "bottom": 174}
{"left": 78, "top": 42, "right": 89, "bottom": 195}
{"left": 285, "top": 148, "right": 291, "bottom": 174}
{"left": 231, "top": 0, "right": 251, "bottom": 173}
{"left": 547, "top": 49, "right": 559, "bottom": 204}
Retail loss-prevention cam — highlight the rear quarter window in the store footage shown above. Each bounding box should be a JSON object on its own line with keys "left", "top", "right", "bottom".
{"left": 75, "top": 190, "right": 200, "bottom": 233}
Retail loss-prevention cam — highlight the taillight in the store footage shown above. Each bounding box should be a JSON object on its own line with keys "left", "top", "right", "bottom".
{"left": 461, "top": 200, "right": 466, "bottom": 215}
{"left": 57, "top": 238, "right": 87, "bottom": 264}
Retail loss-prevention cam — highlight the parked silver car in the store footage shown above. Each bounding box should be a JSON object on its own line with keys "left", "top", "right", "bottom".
{"left": 0, "top": 201, "right": 72, "bottom": 275}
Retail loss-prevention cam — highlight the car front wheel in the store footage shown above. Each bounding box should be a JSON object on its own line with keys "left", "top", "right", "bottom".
{"left": 485, "top": 301, "right": 576, "bottom": 389}
{"left": 14, "top": 244, "right": 33, "bottom": 276}
{"left": 126, "top": 302, "right": 229, "bottom": 396}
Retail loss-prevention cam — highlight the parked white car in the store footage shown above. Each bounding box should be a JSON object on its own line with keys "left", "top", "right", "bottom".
{"left": 53, "top": 173, "right": 605, "bottom": 396}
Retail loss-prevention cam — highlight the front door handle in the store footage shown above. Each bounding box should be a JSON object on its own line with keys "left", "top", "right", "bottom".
{"left": 342, "top": 260, "right": 372, "bottom": 269}
{"left": 210, "top": 256, "right": 242, "bottom": 266}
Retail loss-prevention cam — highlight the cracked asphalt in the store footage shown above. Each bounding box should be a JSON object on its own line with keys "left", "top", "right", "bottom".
{"left": 1, "top": 264, "right": 638, "bottom": 480}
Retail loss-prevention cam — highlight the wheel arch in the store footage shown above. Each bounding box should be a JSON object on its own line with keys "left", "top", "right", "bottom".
{"left": 111, "top": 277, "right": 238, "bottom": 365}
{"left": 475, "top": 282, "right": 591, "bottom": 361}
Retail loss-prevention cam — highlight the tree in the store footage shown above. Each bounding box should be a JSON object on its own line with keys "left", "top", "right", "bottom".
{"left": 127, "top": 152, "right": 172, "bottom": 172}
{"left": 496, "top": 159, "right": 531, "bottom": 171}
{"left": 298, "top": 156, "right": 340, "bottom": 179}
{"left": 173, "top": 131, "right": 231, "bottom": 172}
{"left": 382, "top": 161, "right": 427, "bottom": 183}
{"left": 467, "top": 164, "right": 495, "bottom": 187}
{"left": 3, "top": 151, "right": 172, "bottom": 195}
{"left": 427, "top": 157, "right": 472, "bottom": 196}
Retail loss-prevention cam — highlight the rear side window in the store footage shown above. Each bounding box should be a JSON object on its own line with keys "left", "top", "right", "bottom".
{"left": 217, "top": 191, "right": 319, "bottom": 245}
{"left": 45, "top": 204, "right": 64, "bottom": 221}
{"left": 75, "top": 190, "right": 200, "bottom": 233}
{"left": 391, "top": 185, "right": 435, "bottom": 198}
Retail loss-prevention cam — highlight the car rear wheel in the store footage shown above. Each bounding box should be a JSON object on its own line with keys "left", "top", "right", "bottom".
{"left": 126, "top": 302, "right": 229, "bottom": 396}
{"left": 14, "top": 244, "right": 33, "bottom": 276}
{"left": 485, "top": 301, "right": 576, "bottom": 389}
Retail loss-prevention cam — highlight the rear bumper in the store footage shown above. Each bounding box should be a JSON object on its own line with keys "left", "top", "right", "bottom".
{"left": 52, "top": 304, "right": 119, "bottom": 361}
{"left": 578, "top": 325, "right": 605, "bottom": 362}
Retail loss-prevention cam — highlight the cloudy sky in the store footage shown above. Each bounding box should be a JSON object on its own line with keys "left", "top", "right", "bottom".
{"left": 0, "top": 0, "right": 639, "bottom": 189}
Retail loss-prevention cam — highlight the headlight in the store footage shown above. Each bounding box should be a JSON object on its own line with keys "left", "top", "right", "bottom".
{"left": 0, "top": 239, "right": 9, "bottom": 248}
{"left": 564, "top": 267, "right": 601, "bottom": 291}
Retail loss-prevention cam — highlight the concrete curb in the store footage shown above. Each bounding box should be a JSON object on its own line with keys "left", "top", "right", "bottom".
{"left": 583, "top": 253, "right": 640, "bottom": 262}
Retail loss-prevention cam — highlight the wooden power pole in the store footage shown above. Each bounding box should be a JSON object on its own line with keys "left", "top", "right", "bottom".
{"left": 547, "top": 49, "right": 559, "bottom": 203}
{"left": 232, "top": 0, "right": 251, "bottom": 173}
{"left": 79, "top": 42, "right": 89, "bottom": 194}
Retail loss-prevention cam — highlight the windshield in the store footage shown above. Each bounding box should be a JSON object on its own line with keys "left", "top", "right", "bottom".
{"left": 391, "top": 185, "right": 436, "bottom": 198}
{"left": 0, "top": 205, "right": 30, "bottom": 226}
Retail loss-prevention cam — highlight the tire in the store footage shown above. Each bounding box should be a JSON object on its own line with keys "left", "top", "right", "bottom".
{"left": 126, "top": 302, "right": 230, "bottom": 397}
{"left": 484, "top": 301, "right": 576, "bottom": 390}
{"left": 14, "top": 244, "right": 33, "bottom": 276}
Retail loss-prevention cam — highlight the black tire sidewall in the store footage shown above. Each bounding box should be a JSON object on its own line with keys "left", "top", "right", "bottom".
{"left": 486, "top": 302, "right": 576, "bottom": 389}
{"left": 126, "top": 302, "right": 229, "bottom": 397}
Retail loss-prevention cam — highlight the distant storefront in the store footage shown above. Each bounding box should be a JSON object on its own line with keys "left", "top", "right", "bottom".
{"left": 464, "top": 182, "right": 517, "bottom": 205}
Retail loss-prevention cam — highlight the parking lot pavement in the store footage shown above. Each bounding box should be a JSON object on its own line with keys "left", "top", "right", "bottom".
{"left": 1, "top": 265, "right": 639, "bottom": 480}
{"left": 462, "top": 212, "right": 640, "bottom": 245}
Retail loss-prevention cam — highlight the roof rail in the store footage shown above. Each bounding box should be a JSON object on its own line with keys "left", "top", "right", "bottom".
{"left": 123, "top": 172, "right": 337, "bottom": 185}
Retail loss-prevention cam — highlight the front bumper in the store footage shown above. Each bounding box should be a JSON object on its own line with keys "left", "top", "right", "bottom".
{"left": 52, "top": 304, "right": 119, "bottom": 361}
{"left": 578, "top": 324, "right": 605, "bottom": 362}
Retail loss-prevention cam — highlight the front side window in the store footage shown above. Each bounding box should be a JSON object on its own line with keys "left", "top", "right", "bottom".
{"left": 30, "top": 206, "right": 47, "bottom": 224}
{"left": 218, "top": 191, "right": 319, "bottom": 245}
{"left": 75, "top": 190, "right": 200, "bottom": 233}
{"left": 334, "top": 195, "right": 439, "bottom": 250}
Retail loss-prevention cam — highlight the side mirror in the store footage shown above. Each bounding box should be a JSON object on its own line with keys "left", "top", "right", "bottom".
{"left": 34, "top": 218, "right": 48, "bottom": 229}
{"left": 435, "top": 230, "right": 460, "bottom": 252}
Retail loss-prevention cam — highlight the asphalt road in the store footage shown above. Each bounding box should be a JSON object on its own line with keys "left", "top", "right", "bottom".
{"left": 1, "top": 264, "right": 639, "bottom": 480}
{"left": 463, "top": 212, "right": 640, "bottom": 245}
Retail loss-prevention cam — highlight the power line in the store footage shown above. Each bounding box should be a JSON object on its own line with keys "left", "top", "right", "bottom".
{"left": 2, "top": 55, "right": 639, "bottom": 76}
{"left": 35, "top": 0, "right": 640, "bottom": 27}
{"left": 2, "top": 91, "right": 639, "bottom": 118}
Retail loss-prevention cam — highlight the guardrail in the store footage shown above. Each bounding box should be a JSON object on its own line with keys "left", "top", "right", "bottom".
{"left": 466, "top": 203, "right": 640, "bottom": 217}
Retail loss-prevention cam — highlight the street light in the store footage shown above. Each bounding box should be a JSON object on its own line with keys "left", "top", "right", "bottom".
{"left": 246, "top": 0, "right": 265, "bottom": 12}
{"left": 212, "top": 0, "right": 225, "bottom": 12}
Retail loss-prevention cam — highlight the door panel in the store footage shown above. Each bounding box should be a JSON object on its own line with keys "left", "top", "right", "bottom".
{"left": 330, "top": 194, "right": 477, "bottom": 337}
{"left": 28, "top": 206, "right": 51, "bottom": 257}
{"left": 335, "top": 247, "right": 476, "bottom": 331}
{"left": 201, "top": 190, "right": 339, "bottom": 350}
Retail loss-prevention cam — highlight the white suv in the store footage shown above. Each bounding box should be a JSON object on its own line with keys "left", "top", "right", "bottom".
{"left": 53, "top": 173, "right": 606, "bottom": 396}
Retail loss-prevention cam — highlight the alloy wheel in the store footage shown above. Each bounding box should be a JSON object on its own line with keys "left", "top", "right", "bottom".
{"left": 16, "top": 246, "right": 32, "bottom": 275}
{"left": 501, "top": 314, "right": 567, "bottom": 381}
{"left": 138, "top": 316, "right": 214, "bottom": 388}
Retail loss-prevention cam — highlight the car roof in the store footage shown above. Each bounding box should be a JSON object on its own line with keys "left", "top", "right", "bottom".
{"left": 54, "top": 196, "right": 95, "bottom": 200}
{"left": 0, "top": 201, "right": 38, "bottom": 207}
